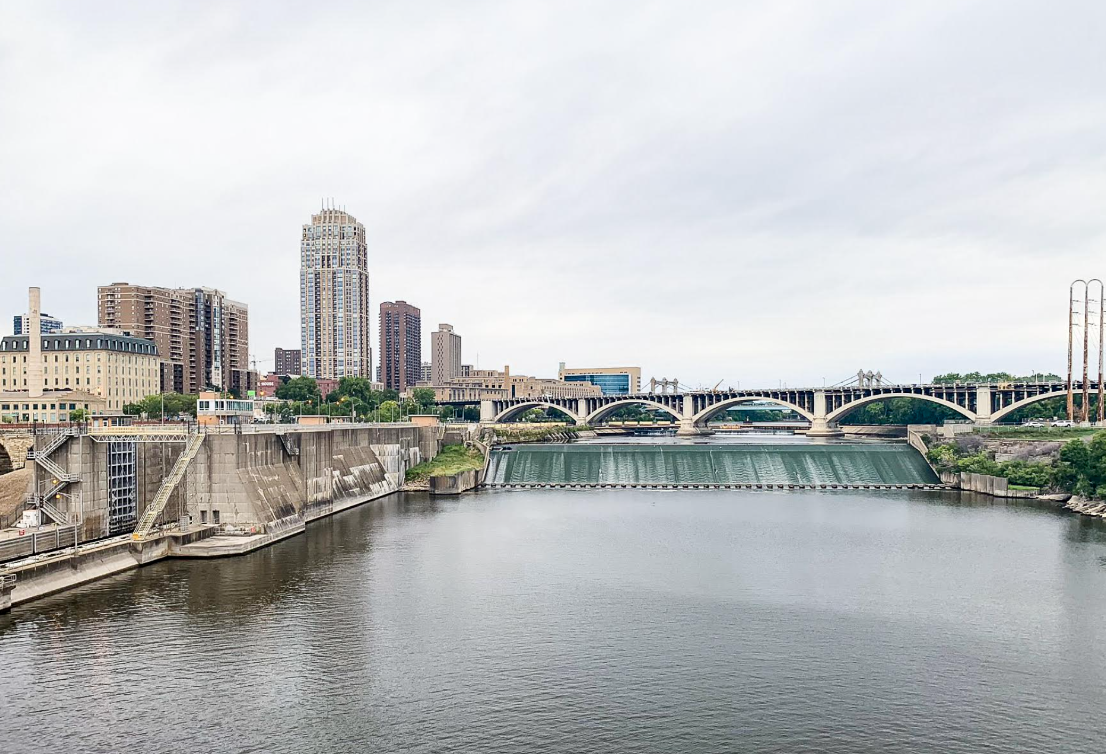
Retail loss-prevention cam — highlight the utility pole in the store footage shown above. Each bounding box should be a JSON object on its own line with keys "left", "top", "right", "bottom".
{"left": 1097, "top": 279, "right": 1105, "bottom": 423}
{"left": 1083, "top": 280, "right": 1092, "bottom": 423}
{"left": 1068, "top": 280, "right": 1083, "bottom": 421}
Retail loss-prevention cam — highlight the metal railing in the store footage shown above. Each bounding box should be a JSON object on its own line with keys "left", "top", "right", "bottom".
{"left": 0, "top": 525, "right": 79, "bottom": 564}
{"left": 132, "top": 434, "right": 205, "bottom": 540}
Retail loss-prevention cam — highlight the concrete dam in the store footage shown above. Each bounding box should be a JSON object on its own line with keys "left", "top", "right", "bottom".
{"left": 486, "top": 443, "right": 941, "bottom": 488}
{"left": 2, "top": 424, "right": 450, "bottom": 609}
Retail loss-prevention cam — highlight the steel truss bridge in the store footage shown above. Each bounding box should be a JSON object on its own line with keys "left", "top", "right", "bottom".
{"left": 478, "top": 381, "right": 1099, "bottom": 435}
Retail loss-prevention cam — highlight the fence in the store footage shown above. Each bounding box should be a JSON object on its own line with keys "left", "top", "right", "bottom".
{"left": 0, "top": 525, "right": 79, "bottom": 564}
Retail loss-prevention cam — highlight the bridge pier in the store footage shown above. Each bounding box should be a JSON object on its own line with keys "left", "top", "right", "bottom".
{"left": 807, "top": 391, "right": 843, "bottom": 437}
{"left": 676, "top": 419, "right": 704, "bottom": 436}
{"left": 806, "top": 418, "right": 844, "bottom": 437}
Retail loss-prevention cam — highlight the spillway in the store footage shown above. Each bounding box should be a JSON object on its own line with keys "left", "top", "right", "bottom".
{"left": 486, "top": 443, "right": 939, "bottom": 487}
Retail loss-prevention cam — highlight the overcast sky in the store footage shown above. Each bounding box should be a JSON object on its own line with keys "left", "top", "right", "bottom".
{"left": 2, "top": 1, "right": 1104, "bottom": 388}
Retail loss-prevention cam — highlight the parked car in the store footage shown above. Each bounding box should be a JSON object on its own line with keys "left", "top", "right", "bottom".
{"left": 1022, "top": 420, "right": 1046, "bottom": 428}
{"left": 1050, "top": 419, "right": 1075, "bottom": 427}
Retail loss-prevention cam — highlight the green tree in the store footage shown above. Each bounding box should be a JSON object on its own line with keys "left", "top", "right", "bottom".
{"left": 410, "top": 387, "right": 437, "bottom": 411}
{"left": 276, "top": 376, "right": 321, "bottom": 403}
{"left": 69, "top": 408, "right": 89, "bottom": 422}
{"left": 378, "top": 400, "right": 401, "bottom": 422}
{"left": 125, "top": 392, "right": 198, "bottom": 419}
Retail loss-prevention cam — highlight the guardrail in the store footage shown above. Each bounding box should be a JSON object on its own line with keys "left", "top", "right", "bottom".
{"left": 0, "top": 525, "right": 79, "bottom": 564}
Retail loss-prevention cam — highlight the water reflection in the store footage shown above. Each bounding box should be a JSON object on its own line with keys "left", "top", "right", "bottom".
{"left": 2, "top": 488, "right": 1106, "bottom": 754}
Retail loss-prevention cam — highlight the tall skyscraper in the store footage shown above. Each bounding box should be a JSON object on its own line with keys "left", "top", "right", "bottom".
{"left": 431, "top": 323, "right": 462, "bottom": 385}
{"left": 98, "top": 282, "right": 251, "bottom": 395}
{"left": 300, "top": 205, "right": 370, "bottom": 380}
{"left": 379, "top": 301, "right": 421, "bottom": 392}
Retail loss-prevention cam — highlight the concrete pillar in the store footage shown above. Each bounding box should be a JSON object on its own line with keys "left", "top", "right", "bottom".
{"left": 479, "top": 400, "right": 495, "bottom": 423}
{"left": 975, "top": 386, "right": 992, "bottom": 424}
{"left": 577, "top": 399, "right": 588, "bottom": 421}
{"left": 807, "top": 390, "right": 842, "bottom": 437}
{"left": 0, "top": 575, "right": 13, "bottom": 614}
{"left": 27, "top": 287, "right": 43, "bottom": 398}
{"left": 682, "top": 394, "right": 695, "bottom": 420}
{"left": 676, "top": 419, "right": 702, "bottom": 436}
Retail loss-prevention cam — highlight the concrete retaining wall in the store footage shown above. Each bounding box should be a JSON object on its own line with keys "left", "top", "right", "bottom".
{"left": 3, "top": 527, "right": 216, "bottom": 607}
{"left": 429, "top": 469, "right": 479, "bottom": 495}
{"left": 939, "top": 470, "right": 1039, "bottom": 499}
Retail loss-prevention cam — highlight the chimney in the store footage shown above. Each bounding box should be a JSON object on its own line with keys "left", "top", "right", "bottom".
{"left": 27, "top": 287, "right": 43, "bottom": 398}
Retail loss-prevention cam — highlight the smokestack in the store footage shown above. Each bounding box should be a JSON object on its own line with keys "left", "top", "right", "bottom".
{"left": 27, "top": 287, "right": 43, "bottom": 398}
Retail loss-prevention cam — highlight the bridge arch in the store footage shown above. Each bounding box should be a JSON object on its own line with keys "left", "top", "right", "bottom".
{"left": 825, "top": 393, "right": 976, "bottom": 424}
{"left": 493, "top": 401, "right": 582, "bottom": 424}
{"left": 692, "top": 396, "right": 815, "bottom": 426}
{"left": 584, "top": 399, "right": 682, "bottom": 426}
{"left": 989, "top": 389, "right": 1069, "bottom": 423}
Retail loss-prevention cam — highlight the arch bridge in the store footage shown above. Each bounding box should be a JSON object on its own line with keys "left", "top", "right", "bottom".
{"left": 480, "top": 381, "right": 1092, "bottom": 435}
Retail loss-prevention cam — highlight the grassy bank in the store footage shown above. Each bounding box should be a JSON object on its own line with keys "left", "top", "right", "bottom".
{"left": 405, "top": 444, "right": 484, "bottom": 482}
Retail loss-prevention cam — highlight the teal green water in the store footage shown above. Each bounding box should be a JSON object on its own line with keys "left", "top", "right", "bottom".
{"left": 487, "top": 443, "right": 939, "bottom": 485}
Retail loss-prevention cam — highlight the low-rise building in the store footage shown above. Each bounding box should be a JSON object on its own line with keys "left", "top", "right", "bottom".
{"left": 196, "top": 391, "right": 258, "bottom": 426}
{"left": 0, "top": 389, "right": 106, "bottom": 423}
{"left": 425, "top": 366, "right": 602, "bottom": 403}
{"left": 557, "top": 364, "right": 641, "bottom": 395}
{"left": 258, "top": 372, "right": 283, "bottom": 398}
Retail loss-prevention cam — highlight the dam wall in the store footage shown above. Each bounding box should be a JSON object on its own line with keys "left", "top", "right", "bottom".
{"left": 486, "top": 443, "right": 940, "bottom": 488}
{"left": 23, "top": 424, "right": 439, "bottom": 541}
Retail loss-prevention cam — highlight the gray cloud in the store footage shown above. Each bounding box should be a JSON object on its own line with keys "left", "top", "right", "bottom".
{"left": 1, "top": 0, "right": 1103, "bottom": 387}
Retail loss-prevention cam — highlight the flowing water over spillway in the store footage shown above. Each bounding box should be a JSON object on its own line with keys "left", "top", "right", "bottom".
{"left": 487, "top": 442, "right": 939, "bottom": 486}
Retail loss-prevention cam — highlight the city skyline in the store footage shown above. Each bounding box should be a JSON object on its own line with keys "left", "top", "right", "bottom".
{"left": 2, "top": 3, "right": 1105, "bottom": 387}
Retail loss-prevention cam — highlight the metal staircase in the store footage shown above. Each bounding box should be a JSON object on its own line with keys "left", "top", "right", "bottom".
{"left": 132, "top": 434, "right": 204, "bottom": 540}
{"left": 28, "top": 428, "right": 79, "bottom": 518}
{"left": 39, "top": 499, "right": 68, "bottom": 525}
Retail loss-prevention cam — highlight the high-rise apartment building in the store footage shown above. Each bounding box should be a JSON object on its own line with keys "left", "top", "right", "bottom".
{"left": 13, "top": 312, "right": 62, "bottom": 335}
{"left": 274, "top": 347, "right": 301, "bottom": 376}
{"left": 379, "top": 301, "right": 421, "bottom": 392}
{"left": 420, "top": 361, "right": 432, "bottom": 383}
{"left": 300, "top": 206, "right": 370, "bottom": 380}
{"left": 431, "top": 323, "right": 462, "bottom": 385}
{"left": 97, "top": 282, "right": 251, "bottom": 395}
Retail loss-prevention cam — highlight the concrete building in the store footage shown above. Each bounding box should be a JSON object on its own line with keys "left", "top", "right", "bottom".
{"left": 258, "top": 372, "right": 283, "bottom": 398}
{"left": 274, "top": 347, "right": 301, "bottom": 377}
{"left": 379, "top": 301, "right": 421, "bottom": 393}
{"left": 461, "top": 364, "right": 473, "bottom": 377}
{"left": 426, "top": 366, "right": 602, "bottom": 403}
{"left": 420, "top": 361, "right": 433, "bottom": 384}
{"left": 0, "top": 288, "right": 156, "bottom": 420}
{"left": 97, "top": 283, "right": 251, "bottom": 395}
{"left": 1, "top": 330, "right": 161, "bottom": 414}
{"left": 558, "top": 364, "right": 641, "bottom": 395}
{"left": 431, "top": 323, "right": 462, "bottom": 386}
{"left": 300, "top": 206, "right": 371, "bottom": 380}
{"left": 316, "top": 377, "right": 339, "bottom": 399}
{"left": 13, "top": 312, "right": 62, "bottom": 335}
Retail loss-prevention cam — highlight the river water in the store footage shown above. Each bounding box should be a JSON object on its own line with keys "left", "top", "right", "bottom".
{"left": 3, "top": 458, "right": 1106, "bottom": 752}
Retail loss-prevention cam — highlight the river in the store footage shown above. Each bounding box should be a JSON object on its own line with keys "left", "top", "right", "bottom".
{"left": 2, "top": 444, "right": 1106, "bottom": 753}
